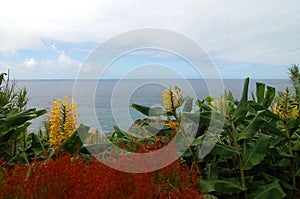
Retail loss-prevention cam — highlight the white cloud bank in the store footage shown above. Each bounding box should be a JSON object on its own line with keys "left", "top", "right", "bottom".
{"left": 0, "top": 0, "right": 299, "bottom": 78}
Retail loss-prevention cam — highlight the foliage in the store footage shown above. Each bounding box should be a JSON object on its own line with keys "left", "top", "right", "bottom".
{"left": 197, "top": 78, "right": 299, "bottom": 198}
{"left": 130, "top": 79, "right": 300, "bottom": 198}
{"left": 0, "top": 72, "right": 46, "bottom": 163}
{"left": 0, "top": 149, "right": 204, "bottom": 199}
{"left": 1, "top": 66, "right": 300, "bottom": 198}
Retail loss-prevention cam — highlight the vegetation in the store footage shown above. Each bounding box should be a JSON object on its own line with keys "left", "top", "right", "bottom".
{"left": 0, "top": 65, "right": 300, "bottom": 198}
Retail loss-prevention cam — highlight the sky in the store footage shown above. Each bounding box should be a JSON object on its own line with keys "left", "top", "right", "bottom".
{"left": 0, "top": 0, "right": 300, "bottom": 79}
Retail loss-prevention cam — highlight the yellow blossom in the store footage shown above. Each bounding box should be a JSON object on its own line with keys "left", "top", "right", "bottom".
{"left": 162, "top": 87, "right": 182, "bottom": 112}
{"left": 273, "top": 102, "right": 299, "bottom": 120}
{"left": 48, "top": 96, "right": 78, "bottom": 148}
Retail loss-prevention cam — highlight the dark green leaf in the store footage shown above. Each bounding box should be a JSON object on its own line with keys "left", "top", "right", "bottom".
{"left": 256, "top": 82, "right": 266, "bottom": 104}
{"left": 59, "top": 124, "right": 90, "bottom": 155}
{"left": 199, "top": 179, "right": 246, "bottom": 195}
{"left": 249, "top": 181, "right": 286, "bottom": 199}
{"left": 242, "top": 134, "right": 271, "bottom": 170}
{"left": 210, "top": 143, "right": 238, "bottom": 156}
{"left": 263, "top": 86, "right": 275, "bottom": 108}
{"left": 132, "top": 103, "right": 170, "bottom": 116}
{"left": 233, "top": 77, "right": 250, "bottom": 123}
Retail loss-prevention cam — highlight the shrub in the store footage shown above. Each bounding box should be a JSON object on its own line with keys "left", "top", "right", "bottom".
{"left": 0, "top": 154, "right": 204, "bottom": 199}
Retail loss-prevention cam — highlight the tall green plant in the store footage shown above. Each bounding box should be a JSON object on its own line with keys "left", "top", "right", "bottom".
{"left": 0, "top": 72, "right": 46, "bottom": 163}
{"left": 198, "top": 78, "right": 300, "bottom": 198}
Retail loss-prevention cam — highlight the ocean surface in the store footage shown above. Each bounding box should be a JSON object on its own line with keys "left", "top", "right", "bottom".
{"left": 16, "top": 79, "right": 291, "bottom": 133}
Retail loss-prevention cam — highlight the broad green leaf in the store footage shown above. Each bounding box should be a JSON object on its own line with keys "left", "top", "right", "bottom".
{"left": 242, "top": 134, "right": 271, "bottom": 170}
{"left": 256, "top": 82, "right": 266, "bottom": 104}
{"left": 249, "top": 181, "right": 286, "bottom": 199}
{"left": 113, "top": 126, "right": 126, "bottom": 138}
{"left": 8, "top": 151, "right": 29, "bottom": 165}
{"left": 196, "top": 99, "right": 211, "bottom": 111}
{"left": 182, "top": 96, "right": 193, "bottom": 112}
{"left": 263, "top": 86, "right": 275, "bottom": 108}
{"left": 238, "top": 111, "right": 281, "bottom": 140}
{"left": 293, "top": 141, "right": 300, "bottom": 151}
{"left": 60, "top": 124, "right": 90, "bottom": 155}
{"left": 190, "top": 137, "right": 203, "bottom": 146}
{"left": 132, "top": 103, "right": 170, "bottom": 116}
{"left": 28, "top": 133, "right": 44, "bottom": 153}
{"left": 233, "top": 77, "right": 250, "bottom": 123}
{"left": 132, "top": 103, "right": 151, "bottom": 116}
{"left": 0, "top": 122, "right": 30, "bottom": 146}
{"left": 261, "top": 172, "right": 294, "bottom": 191}
{"left": 205, "top": 163, "right": 219, "bottom": 180}
{"left": 210, "top": 143, "right": 238, "bottom": 156}
{"left": 80, "top": 143, "right": 113, "bottom": 154}
{"left": 199, "top": 179, "right": 246, "bottom": 195}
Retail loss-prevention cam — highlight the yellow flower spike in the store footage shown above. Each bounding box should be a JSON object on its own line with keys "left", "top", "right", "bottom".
{"left": 291, "top": 106, "right": 299, "bottom": 119}
{"left": 48, "top": 96, "right": 78, "bottom": 148}
{"left": 162, "top": 87, "right": 182, "bottom": 113}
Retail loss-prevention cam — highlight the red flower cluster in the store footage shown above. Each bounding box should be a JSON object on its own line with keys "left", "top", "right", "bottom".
{"left": 0, "top": 154, "right": 203, "bottom": 199}
{"left": 0, "top": 134, "right": 205, "bottom": 199}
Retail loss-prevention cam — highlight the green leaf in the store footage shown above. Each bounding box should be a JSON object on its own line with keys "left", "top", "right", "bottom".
{"left": 263, "top": 86, "right": 275, "bottom": 108}
{"left": 113, "top": 126, "right": 126, "bottom": 138}
{"left": 210, "top": 143, "right": 239, "bottom": 156}
{"left": 182, "top": 96, "right": 193, "bottom": 112}
{"left": 80, "top": 143, "right": 113, "bottom": 154}
{"left": 8, "top": 151, "right": 29, "bottom": 165}
{"left": 238, "top": 111, "right": 280, "bottom": 140}
{"left": 242, "top": 134, "right": 271, "bottom": 170}
{"left": 190, "top": 137, "right": 203, "bottom": 146}
{"left": 28, "top": 133, "right": 44, "bottom": 153}
{"left": 293, "top": 141, "right": 300, "bottom": 151}
{"left": 59, "top": 124, "right": 90, "bottom": 155}
{"left": 199, "top": 179, "right": 246, "bottom": 195}
{"left": 256, "top": 82, "right": 266, "bottom": 104}
{"left": 249, "top": 181, "right": 286, "bottom": 199}
{"left": 132, "top": 103, "right": 170, "bottom": 116}
{"left": 233, "top": 77, "right": 250, "bottom": 123}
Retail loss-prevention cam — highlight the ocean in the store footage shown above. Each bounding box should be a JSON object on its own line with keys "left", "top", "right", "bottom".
{"left": 17, "top": 79, "right": 291, "bottom": 133}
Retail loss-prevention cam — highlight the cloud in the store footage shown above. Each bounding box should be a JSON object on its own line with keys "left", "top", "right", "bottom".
{"left": 56, "top": 52, "right": 80, "bottom": 70}
{"left": 25, "top": 58, "right": 37, "bottom": 70}
{"left": 0, "top": 0, "right": 299, "bottom": 78}
{"left": 8, "top": 52, "right": 81, "bottom": 79}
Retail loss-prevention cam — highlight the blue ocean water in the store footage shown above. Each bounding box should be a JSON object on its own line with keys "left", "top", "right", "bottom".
{"left": 17, "top": 79, "right": 291, "bottom": 133}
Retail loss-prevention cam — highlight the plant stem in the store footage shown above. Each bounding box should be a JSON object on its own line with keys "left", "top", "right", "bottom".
{"left": 284, "top": 121, "right": 296, "bottom": 190}
{"left": 228, "top": 115, "right": 247, "bottom": 198}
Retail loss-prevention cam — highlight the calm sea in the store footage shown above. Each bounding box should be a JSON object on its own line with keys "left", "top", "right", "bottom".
{"left": 17, "top": 79, "right": 291, "bottom": 133}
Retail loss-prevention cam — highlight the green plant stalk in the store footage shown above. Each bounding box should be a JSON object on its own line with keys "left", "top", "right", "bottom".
{"left": 224, "top": 91, "right": 246, "bottom": 195}
{"left": 284, "top": 121, "right": 296, "bottom": 190}
{"left": 228, "top": 115, "right": 247, "bottom": 198}
{"left": 169, "top": 90, "right": 203, "bottom": 177}
{"left": 281, "top": 88, "right": 297, "bottom": 190}
{"left": 179, "top": 125, "right": 203, "bottom": 177}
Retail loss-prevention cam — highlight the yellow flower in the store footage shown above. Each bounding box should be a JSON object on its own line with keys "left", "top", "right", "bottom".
{"left": 48, "top": 96, "right": 78, "bottom": 148}
{"left": 291, "top": 106, "right": 299, "bottom": 119}
{"left": 273, "top": 102, "right": 299, "bottom": 120}
{"left": 162, "top": 87, "right": 182, "bottom": 112}
{"left": 166, "top": 121, "right": 179, "bottom": 132}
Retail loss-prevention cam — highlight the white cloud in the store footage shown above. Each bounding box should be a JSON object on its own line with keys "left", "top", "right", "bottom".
{"left": 25, "top": 58, "right": 37, "bottom": 69}
{"left": 57, "top": 52, "right": 80, "bottom": 70}
{"left": 0, "top": 0, "right": 299, "bottom": 76}
{"left": 8, "top": 52, "right": 81, "bottom": 79}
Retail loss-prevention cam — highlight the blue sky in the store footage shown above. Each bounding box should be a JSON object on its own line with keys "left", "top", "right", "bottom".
{"left": 0, "top": 0, "right": 299, "bottom": 79}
